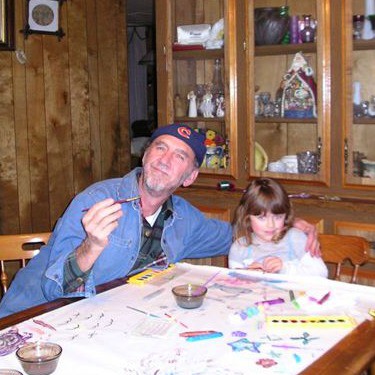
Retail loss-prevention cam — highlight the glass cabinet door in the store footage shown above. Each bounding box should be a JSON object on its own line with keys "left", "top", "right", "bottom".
{"left": 343, "top": 0, "right": 375, "bottom": 188}
{"left": 245, "top": 0, "right": 331, "bottom": 185}
{"left": 155, "top": 0, "right": 239, "bottom": 178}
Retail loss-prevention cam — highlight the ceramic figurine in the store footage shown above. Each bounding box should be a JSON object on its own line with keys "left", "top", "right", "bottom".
{"left": 200, "top": 92, "right": 214, "bottom": 117}
{"left": 187, "top": 91, "right": 197, "bottom": 118}
{"left": 204, "top": 129, "right": 217, "bottom": 147}
{"left": 216, "top": 95, "right": 225, "bottom": 117}
{"left": 174, "top": 94, "right": 186, "bottom": 117}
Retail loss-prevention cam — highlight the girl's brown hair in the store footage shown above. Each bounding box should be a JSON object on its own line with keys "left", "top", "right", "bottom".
{"left": 232, "top": 178, "right": 294, "bottom": 245}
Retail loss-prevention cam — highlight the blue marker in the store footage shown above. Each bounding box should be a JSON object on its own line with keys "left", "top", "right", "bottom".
{"left": 186, "top": 332, "right": 223, "bottom": 342}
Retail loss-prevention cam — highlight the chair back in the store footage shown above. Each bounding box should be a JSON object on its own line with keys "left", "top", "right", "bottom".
{"left": 0, "top": 232, "right": 51, "bottom": 296}
{"left": 319, "top": 233, "right": 370, "bottom": 283}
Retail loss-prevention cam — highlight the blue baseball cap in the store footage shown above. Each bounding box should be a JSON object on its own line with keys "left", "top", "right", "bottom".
{"left": 150, "top": 124, "right": 206, "bottom": 166}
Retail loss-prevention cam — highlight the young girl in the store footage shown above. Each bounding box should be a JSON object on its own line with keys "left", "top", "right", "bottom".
{"left": 229, "top": 178, "right": 327, "bottom": 277}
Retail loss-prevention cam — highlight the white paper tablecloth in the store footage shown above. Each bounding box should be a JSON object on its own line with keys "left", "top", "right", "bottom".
{"left": 1, "top": 263, "right": 374, "bottom": 374}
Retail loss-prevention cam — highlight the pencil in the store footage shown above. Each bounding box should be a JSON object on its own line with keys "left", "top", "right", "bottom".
{"left": 126, "top": 305, "right": 161, "bottom": 318}
{"left": 164, "top": 313, "right": 188, "bottom": 328}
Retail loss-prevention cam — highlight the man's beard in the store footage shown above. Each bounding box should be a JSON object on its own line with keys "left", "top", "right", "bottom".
{"left": 141, "top": 165, "right": 192, "bottom": 198}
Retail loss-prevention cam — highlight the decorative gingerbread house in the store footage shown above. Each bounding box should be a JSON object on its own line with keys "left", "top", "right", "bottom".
{"left": 280, "top": 52, "right": 317, "bottom": 118}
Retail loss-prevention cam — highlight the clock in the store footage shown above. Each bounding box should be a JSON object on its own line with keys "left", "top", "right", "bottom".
{"left": 31, "top": 4, "right": 56, "bottom": 29}
{"left": 22, "top": 0, "right": 65, "bottom": 39}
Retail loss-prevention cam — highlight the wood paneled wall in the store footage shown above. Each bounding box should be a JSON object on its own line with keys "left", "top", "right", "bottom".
{"left": 0, "top": 0, "right": 130, "bottom": 234}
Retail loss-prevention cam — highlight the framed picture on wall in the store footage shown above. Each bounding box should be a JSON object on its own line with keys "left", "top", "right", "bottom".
{"left": 0, "top": 0, "right": 15, "bottom": 50}
{"left": 21, "top": 0, "right": 65, "bottom": 39}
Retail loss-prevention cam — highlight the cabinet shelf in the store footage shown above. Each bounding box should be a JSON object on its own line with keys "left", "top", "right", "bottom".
{"left": 255, "top": 43, "right": 316, "bottom": 56}
{"left": 173, "top": 49, "right": 224, "bottom": 60}
{"left": 353, "top": 118, "right": 375, "bottom": 124}
{"left": 255, "top": 117, "right": 318, "bottom": 124}
{"left": 353, "top": 39, "right": 375, "bottom": 51}
{"left": 254, "top": 170, "right": 323, "bottom": 183}
{"left": 175, "top": 116, "right": 225, "bottom": 124}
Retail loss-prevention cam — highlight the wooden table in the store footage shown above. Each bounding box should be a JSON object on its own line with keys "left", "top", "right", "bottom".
{"left": 1, "top": 269, "right": 375, "bottom": 374}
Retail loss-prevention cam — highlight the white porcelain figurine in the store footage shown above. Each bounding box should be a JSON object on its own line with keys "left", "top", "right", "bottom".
{"left": 187, "top": 91, "right": 197, "bottom": 118}
{"left": 200, "top": 92, "right": 214, "bottom": 117}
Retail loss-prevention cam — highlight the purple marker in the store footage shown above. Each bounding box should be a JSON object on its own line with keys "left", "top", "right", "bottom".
{"left": 255, "top": 297, "right": 285, "bottom": 306}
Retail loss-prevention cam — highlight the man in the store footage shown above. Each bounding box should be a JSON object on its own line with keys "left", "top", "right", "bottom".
{"left": 0, "top": 124, "right": 319, "bottom": 318}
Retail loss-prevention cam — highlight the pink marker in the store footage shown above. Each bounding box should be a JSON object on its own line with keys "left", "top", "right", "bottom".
{"left": 318, "top": 292, "right": 330, "bottom": 305}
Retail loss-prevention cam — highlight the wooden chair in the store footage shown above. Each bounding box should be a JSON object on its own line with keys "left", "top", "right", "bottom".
{"left": 319, "top": 234, "right": 370, "bottom": 283}
{"left": 0, "top": 232, "right": 51, "bottom": 296}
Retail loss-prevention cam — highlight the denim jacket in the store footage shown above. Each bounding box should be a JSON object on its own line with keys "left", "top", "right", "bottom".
{"left": 0, "top": 168, "right": 232, "bottom": 318}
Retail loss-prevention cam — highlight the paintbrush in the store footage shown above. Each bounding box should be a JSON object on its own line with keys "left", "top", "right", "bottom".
{"left": 82, "top": 196, "right": 140, "bottom": 212}
{"left": 127, "top": 255, "right": 168, "bottom": 277}
{"left": 192, "top": 269, "right": 221, "bottom": 296}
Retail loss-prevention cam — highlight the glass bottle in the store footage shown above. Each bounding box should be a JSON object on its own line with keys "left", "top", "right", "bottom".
{"left": 280, "top": 6, "right": 290, "bottom": 44}
{"left": 212, "top": 59, "right": 224, "bottom": 99}
{"left": 211, "top": 59, "right": 225, "bottom": 117}
{"left": 300, "top": 15, "right": 315, "bottom": 43}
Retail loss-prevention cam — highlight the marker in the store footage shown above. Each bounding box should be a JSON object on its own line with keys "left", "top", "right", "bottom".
{"left": 255, "top": 297, "right": 285, "bottom": 306}
{"left": 318, "top": 291, "right": 330, "bottom": 305}
{"left": 179, "top": 330, "right": 217, "bottom": 337}
{"left": 289, "top": 290, "right": 301, "bottom": 309}
{"left": 186, "top": 332, "right": 223, "bottom": 342}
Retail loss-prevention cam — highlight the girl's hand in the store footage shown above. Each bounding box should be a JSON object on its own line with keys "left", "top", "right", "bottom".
{"left": 247, "top": 262, "right": 264, "bottom": 271}
{"left": 262, "top": 257, "right": 283, "bottom": 273}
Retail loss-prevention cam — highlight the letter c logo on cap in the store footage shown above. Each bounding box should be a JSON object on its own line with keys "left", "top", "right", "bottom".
{"left": 177, "top": 126, "right": 191, "bottom": 139}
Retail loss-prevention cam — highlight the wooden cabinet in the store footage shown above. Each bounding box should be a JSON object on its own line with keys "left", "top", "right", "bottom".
{"left": 155, "top": 1, "right": 375, "bottom": 194}
{"left": 245, "top": 0, "right": 331, "bottom": 185}
{"left": 155, "top": 0, "right": 375, "bottom": 194}
{"left": 155, "top": 1, "right": 375, "bottom": 283}
{"left": 342, "top": 0, "right": 375, "bottom": 189}
{"left": 155, "top": 0, "right": 334, "bottom": 187}
{"left": 155, "top": 0, "right": 239, "bottom": 179}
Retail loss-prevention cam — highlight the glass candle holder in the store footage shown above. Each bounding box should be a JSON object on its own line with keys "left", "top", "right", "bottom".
{"left": 297, "top": 151, "right": 318, "bottom": 174}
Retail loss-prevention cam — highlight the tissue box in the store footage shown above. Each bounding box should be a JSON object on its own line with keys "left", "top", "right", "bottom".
{"left": 177, "top": 24, "right": 211, "bottom": 45}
